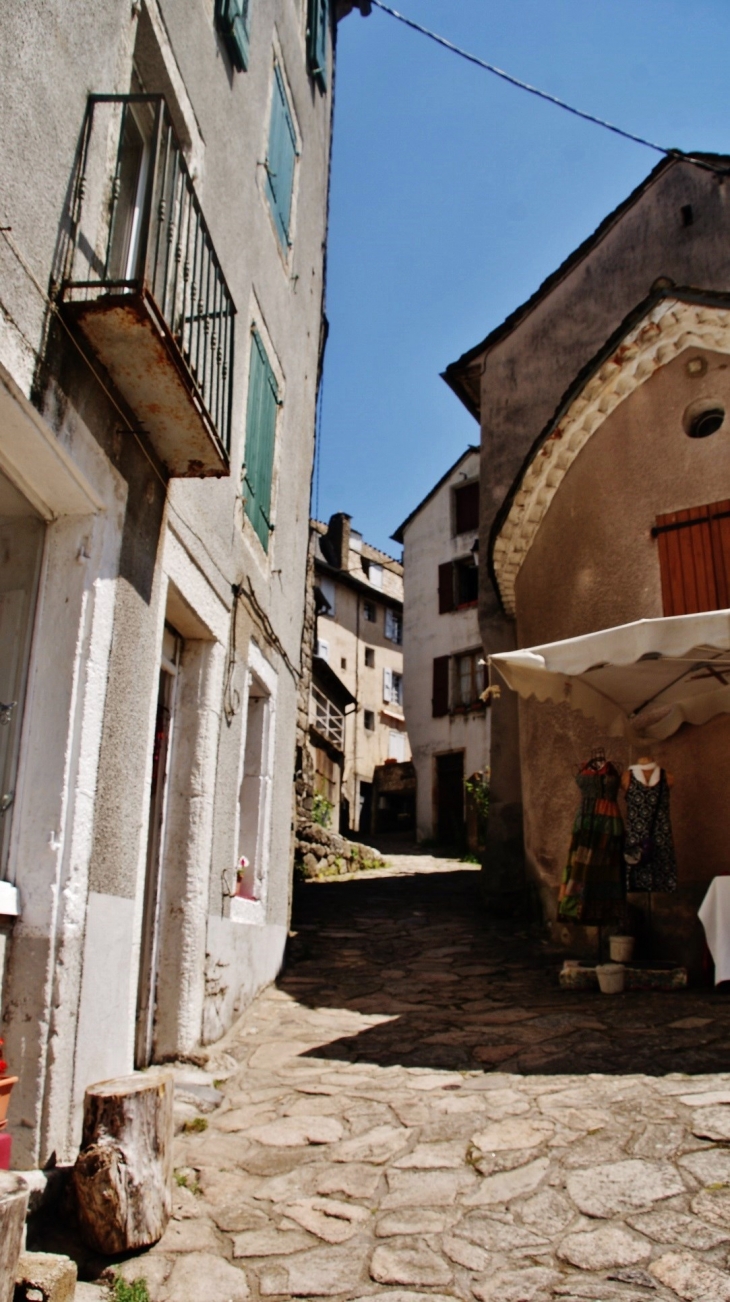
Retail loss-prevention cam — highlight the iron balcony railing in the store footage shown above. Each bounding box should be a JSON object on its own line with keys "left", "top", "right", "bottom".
{"left": 312, "top": 686, "right": 345, "bottom": 749}
{"left": 64, "top": 94, "right": 235, "bottom": 456}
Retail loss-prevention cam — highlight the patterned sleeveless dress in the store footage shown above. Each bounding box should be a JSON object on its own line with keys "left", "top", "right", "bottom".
{"left": 624, "top": 769, "right": 677, "bottom": 893}
{"left": 558, "top": 761, "right": 626, "bottom": 924}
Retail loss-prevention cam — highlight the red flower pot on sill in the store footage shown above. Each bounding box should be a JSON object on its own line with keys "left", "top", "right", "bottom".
{"left": 0, "top": 1075, "right": 18, "bottom": 1125}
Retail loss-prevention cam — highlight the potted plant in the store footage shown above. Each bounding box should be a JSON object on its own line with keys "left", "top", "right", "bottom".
{"left": 0, "top": 1038, "right": 18, "bottom": 1124}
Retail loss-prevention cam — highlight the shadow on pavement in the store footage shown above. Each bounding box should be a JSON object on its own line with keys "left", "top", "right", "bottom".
{"left": 282, "top": 866, "right": 730, "bottom": 1076}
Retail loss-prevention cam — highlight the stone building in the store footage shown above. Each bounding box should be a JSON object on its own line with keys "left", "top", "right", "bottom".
{"left": 393, "top": 447, "right": 489, "bottom": 848}
{"left": 0, "top": 0, "right": 364, "bottom": 1167}
{"left": 308, "top": 514, "right": 411, "bottom": 834}
{"left": 443, "top": 152, "right": 730, "bottom": 901}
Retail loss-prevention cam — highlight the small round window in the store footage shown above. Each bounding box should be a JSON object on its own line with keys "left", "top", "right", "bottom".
{"left": 688, "top": 407, "right": 725, "bottom": 439}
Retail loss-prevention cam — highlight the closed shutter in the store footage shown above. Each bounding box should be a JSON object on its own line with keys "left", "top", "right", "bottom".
{"left": 243, "top": 331, "right": 279, "bottom": 551}
{"left": 655, "top": 499, "right": 730, "bottom": 615}
{"left": 432, "top": 655, "right": 450, "bottom": 718}
{"left": 438, "top": 561, "right": 455, "bottom": 614}
{"left": 266, "top": 65, "right": 298, "bottom": 247}
{"left": 454, "top": 481, "right": 479, "bottom": 535}
{"left": 306, "top": 0, "right": 329, "bottom": 91}
{"left": 383, "top": 666, "right": 392, "bottom": 703}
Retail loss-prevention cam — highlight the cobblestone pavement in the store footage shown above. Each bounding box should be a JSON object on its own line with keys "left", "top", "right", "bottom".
{"left": 110, "top": 855, "right": 730, "bottom": 1302}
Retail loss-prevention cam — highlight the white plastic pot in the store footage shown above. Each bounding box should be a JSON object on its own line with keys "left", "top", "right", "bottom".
{"left": 609, "top": 935, "right": 635, "bottom": 963}
{"left": 596, "top": 963, "right": 625, "bottom": 994}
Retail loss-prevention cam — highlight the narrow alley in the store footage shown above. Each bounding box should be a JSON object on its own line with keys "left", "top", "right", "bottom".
{"left": 86, "top": 853, "right": 730, "bottom": 1302}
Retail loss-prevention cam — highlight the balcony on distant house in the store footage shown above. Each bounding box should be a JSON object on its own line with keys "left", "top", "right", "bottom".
{"left": 312, "top": 685, "right": 345, "bottom": 750}
{"left": 62, "top": 95, "right": 235, "bottom": 477}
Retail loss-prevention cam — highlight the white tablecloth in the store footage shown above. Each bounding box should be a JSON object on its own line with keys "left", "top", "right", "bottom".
{"left": 698, "top": 877, "right": 730, "bottom": 984}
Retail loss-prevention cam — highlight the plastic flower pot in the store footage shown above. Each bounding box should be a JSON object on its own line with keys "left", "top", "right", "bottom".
{"left": 0, "top": 1076, "right": 18, "bottom": 1124}
{"left": 596, "top": 963, "right": 625, "bottom": 994}
{"left": 609, "top": 935, "right": 635, "bottom": 963}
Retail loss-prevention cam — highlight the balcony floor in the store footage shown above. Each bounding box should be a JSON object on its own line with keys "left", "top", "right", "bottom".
{"left": 64, "top": 289, "right": 230, "bottom": 478}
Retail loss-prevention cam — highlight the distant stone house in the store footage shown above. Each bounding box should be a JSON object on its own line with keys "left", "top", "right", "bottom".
{"left": 445, "top": 149, "right": 730, "bottom": 906}
{"left": 305, "top": 514, "right": 411, "bottom": 835}
{"left": 0, "top": 0, "right": 366, "bottom": 1167}
{"left": 393, "top": 447, "right": 489, "bottom": 848}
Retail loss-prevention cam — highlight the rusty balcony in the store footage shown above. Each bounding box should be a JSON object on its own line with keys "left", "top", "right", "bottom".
{"left": 62, "top": 95, "right": 235, "bottom": 477}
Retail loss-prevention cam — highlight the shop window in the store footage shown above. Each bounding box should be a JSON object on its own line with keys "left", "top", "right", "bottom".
{"left": 363, "top": 600, "right": 376, "bottom": 623}
{"left": 385, "top": 609, "right": 402, "bottom": 643}
{"left": 654, "top": 499, "right": 730, "bottom": 615}
{"left": 454, "top": 480, "right": 479, "bottom": 535}
{"left": 364, "top": 646, "right": 375, "bottom": 668}
{"left": 438, "top": 558, "right": 478, "bottom": 613}
{"left": 0, "top": 471, "right": 45, "bottom": 875}
{"left": 364, "top": 709, "right": 375, "bottom": 731}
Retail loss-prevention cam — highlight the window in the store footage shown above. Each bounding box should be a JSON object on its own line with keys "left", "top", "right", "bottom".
{"left": 340, "top": 657, "right": 347, "bottom": 670}
{"left": 216, "top": 0, "right": 250, "bottom": 71}
{"left": 363, "top": 600, "right": 376, "bottom": 623}
{"left": 455, "top": 651, "right": 485, "bottom": 709}
{"left": 655, "top": 499, "right": 730, "bottom": 615}
{"left": 364, "top": 709, "right": 375, "bottom": 731}
{"left": 385, "top": 609, "right": 402, "bottom": 644}
{"left": 318, "top": 575, "right": 335, "bottom": 615}
{"left": 316, "top": 638, "right": 329, "bottom": 661}
{"left": 243, "top": 331, "right": 279, "bottom": 551}
{"left": 454, "top": 480, "right": 479, "bottom": 535}
{"left": 266, "top": 63, "right": 298, "bottom": 249}
{"left": 384, "top": 667, "right": 403, "bottom": 707}
{"left": 306, "top": 0, "right": 329, "bottom": 91}
{"left": 438, "top": 558, "right": 478, "bottom": 613}
{"left": 362, "top": 558, "right": 383, "bottom": 588}
{"left": 364, "top": 646, "right": 375, "bottom": 668}
{"left": 389, "top": 730, "right": 406, "bottom": 762}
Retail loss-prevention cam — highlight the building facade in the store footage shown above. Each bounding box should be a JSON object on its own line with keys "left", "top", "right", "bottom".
{"left": 443, "top": 152, "right": 730, "bottom": 901}
{"left": 0, "top": 0, "right": 361, "bottom": 1167}
{"left": 310, "top": 514, "right": 410, "bottom": 834}
{"left": 394, "top": 448, "right": 489, "bottom": 848}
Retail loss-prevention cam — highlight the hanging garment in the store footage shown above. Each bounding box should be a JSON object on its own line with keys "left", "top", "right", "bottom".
{"left": 558, "top": 760, "right": 626, "bottom": 924}
{"left": 624, "top": 767, "right": 677, "bottom": 893}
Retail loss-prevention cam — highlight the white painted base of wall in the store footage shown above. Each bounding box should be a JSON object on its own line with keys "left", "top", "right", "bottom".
{"left": 203, "top": 916, "right": 287, "bottom": 1045}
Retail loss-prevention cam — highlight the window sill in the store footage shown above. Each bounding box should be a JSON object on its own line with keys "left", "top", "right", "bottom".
{"left": 230, "top": 896, "right": 266, "bottom": 927}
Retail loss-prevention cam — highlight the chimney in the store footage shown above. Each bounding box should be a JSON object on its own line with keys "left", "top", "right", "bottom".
{"left": 326, "top": 513, "right": 352, "bottom": 570}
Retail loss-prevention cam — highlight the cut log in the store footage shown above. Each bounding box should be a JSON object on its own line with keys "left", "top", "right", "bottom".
{"left": 72, "top": 1070, "right": 174, "bottom": 1254}
{"left": 0, "top": 1171, "right": 30, "bottom": 1302}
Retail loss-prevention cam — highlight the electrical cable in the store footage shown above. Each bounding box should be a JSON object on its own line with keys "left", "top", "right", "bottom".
{"left": 370, "top": 0, "right": 729, "bottom": 174}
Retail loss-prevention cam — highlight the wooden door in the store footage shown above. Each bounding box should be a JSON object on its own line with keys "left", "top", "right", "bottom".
{"left": 436, "top": 751, "right": 465, "bottom": 846}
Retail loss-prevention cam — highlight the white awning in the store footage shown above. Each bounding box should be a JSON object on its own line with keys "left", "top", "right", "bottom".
{"left": 489, "top": 610, "right": 730, "bottom": 740}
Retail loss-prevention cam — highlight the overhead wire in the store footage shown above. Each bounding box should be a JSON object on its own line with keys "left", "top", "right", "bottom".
{"left": 370, "top": 0, "right": 729, "bottom": 176}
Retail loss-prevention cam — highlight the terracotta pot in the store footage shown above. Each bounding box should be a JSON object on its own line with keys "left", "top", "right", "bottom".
{"left": 0, "top": 1076, "right": 18, "bottom": 1124}
{"left": 596, "top": 963, "right": 625, "bottom": 994}
{"left": 609, "top": 935, "right": 635, "bottom": 963}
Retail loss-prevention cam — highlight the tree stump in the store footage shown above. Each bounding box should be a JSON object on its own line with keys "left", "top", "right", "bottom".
{"left": 72, "top": 1071, "right": 174, "bottom": 1254}
{"left": 0, "top": 1171, "right": 30, "bottom": 1302}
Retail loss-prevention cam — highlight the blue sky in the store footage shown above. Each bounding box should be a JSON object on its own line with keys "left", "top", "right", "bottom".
{"left": 314, "top": 0, "right": 730, "bottom": 555}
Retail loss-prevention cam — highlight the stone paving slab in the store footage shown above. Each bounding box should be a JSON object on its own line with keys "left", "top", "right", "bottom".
{"left": 80, "top": 856, "right": 730, "bottom": 1300}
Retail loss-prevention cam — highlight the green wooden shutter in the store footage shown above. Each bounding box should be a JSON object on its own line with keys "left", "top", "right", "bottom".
{"left": 217, "top": 0, "right": 250, "bottom": 72}
{"left": 243, "top": 331, "right": 279, "bottom": 552}
{"left": 307, "top": 0, "right": 329, "bottom": 92}
{"left": 266, "top": 65, "right": 298, "bottom": 248}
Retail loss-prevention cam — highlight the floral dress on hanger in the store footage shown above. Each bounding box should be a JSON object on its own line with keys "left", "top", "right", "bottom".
{"left": 624, "top": 768, "right": 677, "bottom": 893}
{"left": 558, "top": 760, "right": 626, "bottom": 924}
